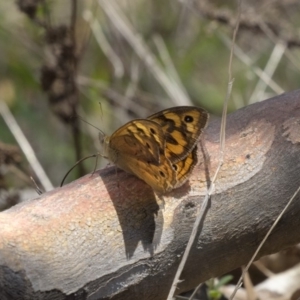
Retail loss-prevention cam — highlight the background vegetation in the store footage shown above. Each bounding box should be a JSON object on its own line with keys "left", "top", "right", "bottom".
{"left": 1, "top": 0, "right": 299, "bottom": 190}
{"left": 0, "top": 0, "right": 300, "bottom": 298}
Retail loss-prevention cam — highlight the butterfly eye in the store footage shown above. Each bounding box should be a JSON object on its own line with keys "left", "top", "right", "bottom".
{"left": 184, "top": 115, "right": 194, "bottom": 123}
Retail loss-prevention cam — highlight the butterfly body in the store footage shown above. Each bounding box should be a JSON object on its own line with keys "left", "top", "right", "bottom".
{"left": 100, "top": 106, "right": 208, "bottom": 193}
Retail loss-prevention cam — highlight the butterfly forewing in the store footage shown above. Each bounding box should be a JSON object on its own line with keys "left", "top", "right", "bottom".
{"left": 147, "top": 106, "right": 208, "bottom": 163}
{"left": 172, "top": 146, "right": 198, "bottom": 188}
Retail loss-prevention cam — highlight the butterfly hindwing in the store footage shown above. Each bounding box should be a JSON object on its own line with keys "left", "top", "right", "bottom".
{"left": 106, "top": 119, "right": 166, "bottom": 165}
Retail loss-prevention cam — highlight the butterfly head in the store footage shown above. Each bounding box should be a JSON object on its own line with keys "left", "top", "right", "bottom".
{"left": 99, "top": 132, "right": 110, "bottom": 159}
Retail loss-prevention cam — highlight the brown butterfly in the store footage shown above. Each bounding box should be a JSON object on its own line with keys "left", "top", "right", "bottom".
{"left": 100, "top": 106, "right": 208, "bottom": 193}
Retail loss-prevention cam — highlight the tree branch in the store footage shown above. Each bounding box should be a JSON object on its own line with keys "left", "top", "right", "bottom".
{"left": 0, "top": 90, "right": 300, "bottom": 299}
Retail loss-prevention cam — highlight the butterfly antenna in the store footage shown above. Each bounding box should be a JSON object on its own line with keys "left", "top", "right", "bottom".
{"left": 76, "top": 114, "right": 105, "bottom": 135}
{"left": 98, "top": 102, "right": 103, "bottom": 119}
{"left": 60, "top": 154, "right": 98, "bottom": 187}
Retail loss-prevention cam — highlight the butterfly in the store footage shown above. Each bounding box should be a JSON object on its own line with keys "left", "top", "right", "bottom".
{"left": 100, "top": 106, "right": 209, "bottom": 193}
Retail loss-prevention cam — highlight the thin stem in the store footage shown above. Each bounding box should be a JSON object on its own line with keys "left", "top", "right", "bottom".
{"left": 229, "top": 184, "right": 300, "bottom": 299}
{"left": 167, "top": 1, "right": 241, "bottom": 298}
{"left": 0, "top": 100, "right": 53, "bottom": 191}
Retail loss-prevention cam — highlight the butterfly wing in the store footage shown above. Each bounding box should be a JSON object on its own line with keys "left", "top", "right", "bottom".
{"left": 105, "top": 119, "right": 176, "bottom": 193}
{"left": 172, "top": 146, "right": 198, "bottom": 188}
{"left": 117, "top": 153, "right": 176, "bottom": 193}
{"left": 104, "top": 119, "right": 166, "bottom": 165}
{"left": 148, "top": 106, "right": 208, "bottom": 163}
{"left": 100, "top": 106, "right": 208, "bottom": 193}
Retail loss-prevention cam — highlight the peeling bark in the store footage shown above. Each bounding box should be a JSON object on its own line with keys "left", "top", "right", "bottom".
{"left": 0, "top": 90, "right": 300, "bottom": 300}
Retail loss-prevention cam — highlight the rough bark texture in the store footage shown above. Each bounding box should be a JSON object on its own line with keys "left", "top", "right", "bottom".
{"left": 0, "top": 90, "right": 300, "bottom": 300}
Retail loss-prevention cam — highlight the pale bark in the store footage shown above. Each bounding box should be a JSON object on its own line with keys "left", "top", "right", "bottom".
{"left": 0, "top": 90, "right": 300, "bottom": 300}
